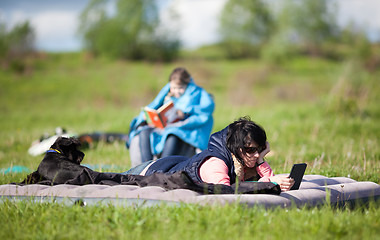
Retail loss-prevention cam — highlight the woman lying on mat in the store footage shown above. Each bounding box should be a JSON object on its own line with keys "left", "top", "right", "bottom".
{"left": 126, "top": 67, "right": 214, "bottom": 168}
{"left": 124, "top": 117, "right": 294, "bottom": 191}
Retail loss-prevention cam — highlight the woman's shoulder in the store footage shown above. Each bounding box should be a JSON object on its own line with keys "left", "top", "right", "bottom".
{"left": 187, "top": 82, "right": 213, "bottom": 97}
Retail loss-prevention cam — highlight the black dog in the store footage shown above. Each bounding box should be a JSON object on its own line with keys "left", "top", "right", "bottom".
{"left": 23, "top": 137, "right": 88, "bottom": 184}
{"left": 37, "top": 136, "right": 85, "bottom": 183}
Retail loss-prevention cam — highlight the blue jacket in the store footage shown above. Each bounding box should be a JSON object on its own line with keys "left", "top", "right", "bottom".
{"left": 145, "top": 127, "right": 238, "bottom": 184}
{"left": 127, "top": 80, "right": 214, "bottom": 155}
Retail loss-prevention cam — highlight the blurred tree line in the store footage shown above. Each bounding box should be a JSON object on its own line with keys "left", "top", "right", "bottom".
{"left": 0, "top": 0, "right": 377, "bottom": 68}
{"left": 77, "top": 0, "right": 375, "bottom": 65}
{"left": 219, "top": 0, "right": 374, "bottom": 64}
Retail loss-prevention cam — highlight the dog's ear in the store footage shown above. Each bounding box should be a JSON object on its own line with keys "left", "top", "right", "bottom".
{"left": 52, "top": 137, "right": 85, "bottom": 164}
{"left": 60, "top": 137, "right": 82, "bottom": 148}
{"left": 51, "top": 136, "right": 69, "bottom": 152}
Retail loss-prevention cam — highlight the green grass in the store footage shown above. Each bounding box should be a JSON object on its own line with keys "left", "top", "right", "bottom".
{"left": 1, "top": 200, "right": 379, "bottom": 240}
{"left": 1, "top": 53, "right": 379, "bottom": 239}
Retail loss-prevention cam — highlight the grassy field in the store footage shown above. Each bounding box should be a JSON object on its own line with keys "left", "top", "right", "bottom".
{"left": 1, "top": 53, "right": 379, "bottom": 239}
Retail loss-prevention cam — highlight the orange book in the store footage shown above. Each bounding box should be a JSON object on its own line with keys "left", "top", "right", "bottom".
{"left": 143, "top": 101, "right": 180, "bottom": 129}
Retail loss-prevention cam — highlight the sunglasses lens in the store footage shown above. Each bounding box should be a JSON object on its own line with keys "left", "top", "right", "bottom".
{"left": 245, "top": 146, "right": 265, "bottom": 154}
{"left": 245, "top": 147, "right": 257, "bottom": 154}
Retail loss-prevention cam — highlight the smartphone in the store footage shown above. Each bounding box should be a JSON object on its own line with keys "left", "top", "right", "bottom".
{"left": 289, "top": 163, "right": 307, "bottom": 190}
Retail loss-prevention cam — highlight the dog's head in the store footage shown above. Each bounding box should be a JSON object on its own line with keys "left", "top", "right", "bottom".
{"left": 50, "top": 137, "right": 85, "bottom": 164}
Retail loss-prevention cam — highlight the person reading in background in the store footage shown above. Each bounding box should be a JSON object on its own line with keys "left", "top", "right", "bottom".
{"left": 124, "top": 117, "right": 295, "bottom": 192}
{"left": 126, "top": 67, "right": 215, "bottom": 168}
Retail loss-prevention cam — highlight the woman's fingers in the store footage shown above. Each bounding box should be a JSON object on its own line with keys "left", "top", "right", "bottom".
{"left": 270, "top": 175, "right": 296, "bottom": 191}
{"left": 259, "top": 142, "right": 270, "bottom": 158}
{"left": 275, "top": 176, "right": 295, "bottom": 192}
{"left": 265, "top": 141, "right": 270, "bottom": 151}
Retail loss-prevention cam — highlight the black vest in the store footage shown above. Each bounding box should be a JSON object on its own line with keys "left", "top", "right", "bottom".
{"left": 145, "top": 127, "right": 238, "bottom": 184}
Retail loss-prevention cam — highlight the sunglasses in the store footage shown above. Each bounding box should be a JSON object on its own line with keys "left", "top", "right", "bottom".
{"left": 244, "top": 146, "right": 265, "bottom": 154}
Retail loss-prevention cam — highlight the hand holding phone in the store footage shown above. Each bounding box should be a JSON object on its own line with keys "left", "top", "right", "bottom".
{"left": 289, "top": 163, "right": 307, "bottom": 190}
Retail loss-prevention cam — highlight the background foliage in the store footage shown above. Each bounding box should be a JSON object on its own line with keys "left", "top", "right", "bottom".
{"left": 218, "top": 0, "right": 273, "bottom": 58}
{"left": 0, "top": 19, "right": 35, "bottom": 73}
{"left": 0, "top": 0, "right": 376, "bottom": 65}
{"left": 78, "top": 0, "right": 180, "bottom": 61}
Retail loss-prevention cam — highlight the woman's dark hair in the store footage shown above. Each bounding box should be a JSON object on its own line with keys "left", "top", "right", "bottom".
{"left": 226, "top": 116, "right": 267, "bottom": 163}
{"left": 169, "top": 67, "right": 191, "bottom": 84}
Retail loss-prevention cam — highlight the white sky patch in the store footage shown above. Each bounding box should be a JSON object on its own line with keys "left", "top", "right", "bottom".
{"left": 336, "top": 0, "right": 380, "bottom": 41}
{"left": 6, "top": 10, "right": 31, "bottom": 29}
{"left": 168, "top": 0, "right": 227, "bottom": 49}
{"left": 31, "top": 11, "right": 81, "bottom": 51}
